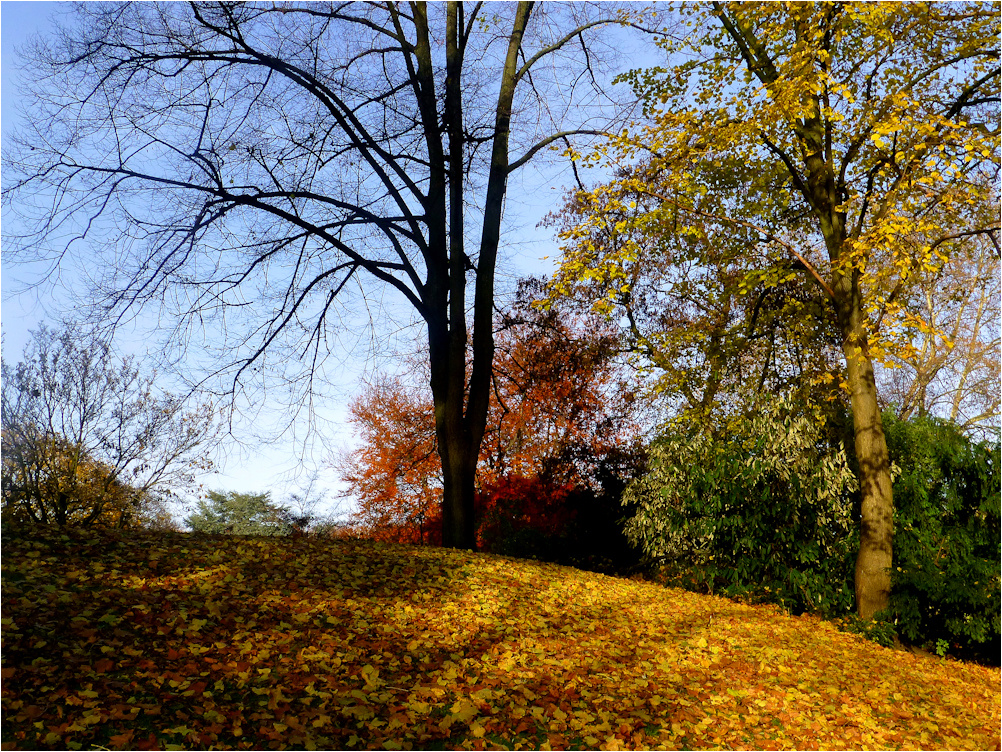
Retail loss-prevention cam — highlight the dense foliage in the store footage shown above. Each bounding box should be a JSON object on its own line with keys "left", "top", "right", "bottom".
{"left": 625, "top": 402, "right": 1001, "bottom": 664}
{"left": 2, "top": 527, "right": 998, "bottom": 751}
{"left": 337, "top": 280, "right": 643, "bottom": 568}
{"left": 882, "top": 415, "right": 1001, "bottom": 662}
{"left": 624, "top": 403, "right": 858, "bottom": 617}
{"left": 476, "top": 447, "right": 645, "bottom": 575}
{"left": 185, "top": 490, "right": 299, "bottom": 537}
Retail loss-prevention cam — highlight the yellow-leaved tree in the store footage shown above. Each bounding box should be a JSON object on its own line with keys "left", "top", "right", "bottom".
{"left": 552, "top": 2, "right": 1000, "bottom": 619}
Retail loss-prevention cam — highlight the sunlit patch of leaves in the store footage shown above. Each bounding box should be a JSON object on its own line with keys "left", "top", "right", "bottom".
{"left": 2, "top": 527, "right": 999, "bottom": 750}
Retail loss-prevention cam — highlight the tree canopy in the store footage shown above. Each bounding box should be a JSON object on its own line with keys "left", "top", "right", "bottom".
{"left": 551, "top": 1, "right": 1000, "bottom": 619}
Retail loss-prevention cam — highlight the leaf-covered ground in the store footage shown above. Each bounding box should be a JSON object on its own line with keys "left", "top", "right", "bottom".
{"left": 2, "top": 528, "right": 999, "bottom": 750}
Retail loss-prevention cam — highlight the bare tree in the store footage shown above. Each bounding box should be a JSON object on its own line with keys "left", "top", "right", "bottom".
{"left": 1, "top": 323, "right": 218, "bottom": 527}
{"left": 2, "top": 2, "right": 646, "bottom": 548}
{"left": 876, "top": 233, "right": 1000, "bottom": 442}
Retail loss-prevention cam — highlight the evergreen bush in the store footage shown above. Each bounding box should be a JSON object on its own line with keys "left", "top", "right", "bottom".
{"left": 624, "top": 402, "right": 858, "bottom": 616}
{"left": 883, "top": 414, "right": 1000, "bottom": 664}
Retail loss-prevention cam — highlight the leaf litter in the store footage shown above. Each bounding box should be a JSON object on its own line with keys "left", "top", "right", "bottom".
{"left": 2, "top": 527, "right": 998, "bottom": 750}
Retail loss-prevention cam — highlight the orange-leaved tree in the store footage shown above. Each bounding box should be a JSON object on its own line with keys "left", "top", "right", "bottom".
{"left": 335, "top": 280, "right": 642, "bottom": 549}
{"left": 335, "top": 375, "right": 443, "bottom": 545}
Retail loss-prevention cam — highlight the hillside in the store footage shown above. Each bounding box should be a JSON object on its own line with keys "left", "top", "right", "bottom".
{"left": 2, "top": 527, "right": 999, "bottom": 750}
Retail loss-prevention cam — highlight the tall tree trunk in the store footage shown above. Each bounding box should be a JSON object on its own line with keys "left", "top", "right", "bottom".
{"left": 436, "top": 2, "right": 533, "bottom": 550}
{"left": 441, "top": 1, "right": 479, "bottom": 550}
{"left": 834, "top": 271, "right": 894, "bottom": 620}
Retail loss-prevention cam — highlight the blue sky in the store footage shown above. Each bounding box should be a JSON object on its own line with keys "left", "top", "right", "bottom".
{"left": 0, "top": 1, "right": 577, "bottom": 521}
{"left": 0, "top": 2, "right": 355, "bottom": 515}
{"left": 2, "top": 2, "right": 61, "bottom": 337}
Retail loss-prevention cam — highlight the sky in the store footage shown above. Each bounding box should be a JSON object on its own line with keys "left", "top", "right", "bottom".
{"left": 0, "top": 1, "right": 585, "bottom": 522}
{"left": 0, "top": 2, "right": 349, "bottom": 515}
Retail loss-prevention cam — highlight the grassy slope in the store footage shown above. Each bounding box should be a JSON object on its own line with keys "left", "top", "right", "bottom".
{"left": 1, "top": 527, "right": 999, "bottom": 751}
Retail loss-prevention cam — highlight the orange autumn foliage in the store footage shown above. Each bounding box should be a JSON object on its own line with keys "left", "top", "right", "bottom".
{"left": 336, "top": 282, "right": 640, "bottom": 546}
{"left": 335, "top": 376, "right": 442, "bottom": 545}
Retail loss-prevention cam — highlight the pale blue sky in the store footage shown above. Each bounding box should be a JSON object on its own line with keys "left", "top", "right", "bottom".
{"left": 1, "top": 2, "right": 356, "bottom": 515}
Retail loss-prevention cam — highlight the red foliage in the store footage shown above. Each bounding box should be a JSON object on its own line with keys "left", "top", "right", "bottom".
{"left": 475, "top": 475, "right": 577, "bottom": 549}
{"left": 332, "top": 376, "right": 442, "bottom": 545}
{"left": 335, "top": 281, "right": 639, "bottom": 546}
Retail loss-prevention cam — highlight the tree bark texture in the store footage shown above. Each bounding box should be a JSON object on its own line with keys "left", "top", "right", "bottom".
{"left": 834, "top": 273, "right": 894, "bottom": 620}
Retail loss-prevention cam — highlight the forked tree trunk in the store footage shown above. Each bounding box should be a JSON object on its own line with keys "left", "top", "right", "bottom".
{"left": 433, "top": 2, "right": 532, "bottom": 550}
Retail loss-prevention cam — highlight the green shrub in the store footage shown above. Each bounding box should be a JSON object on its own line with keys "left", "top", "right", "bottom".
{"left": 883, "top": 414, "right": 1000, "bottom": 664}
{"left": 624, "top": 402, "right": 858, "bottom": 617}
{"left": 185, "top": 490, "right": 293, "bottom": 536}
{"left": 625, "top": 403, "right": 1001, "bottom": 664}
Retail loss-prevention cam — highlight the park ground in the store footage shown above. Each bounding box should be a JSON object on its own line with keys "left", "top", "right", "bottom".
{"left": 2, "top": 526, "right": 999, "bottom": 750}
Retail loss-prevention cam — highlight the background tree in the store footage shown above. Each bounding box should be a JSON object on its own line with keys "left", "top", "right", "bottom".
{"left": 1, "top": 324, "right": 218, "bottom": 528}
{"left": 548, "top": 159, "right": 847, "bottom": 432}
{"left": 874, "top": 233, "right": 1000, "bottom": 440}
{"left": 2, "top": 1, "right": 647, "bottom": 550}
{"left": 552, "top": 2, "right": 1000, "bottom": 619}
{"left": 335, "top": 280, "right": 642, "bottom": 556}
{"left": 278, "top": 470, "right": 342, "bottom": 537}
{"left": 481, "top": 279, "right": 638, "bottom": 489}
{"left": 475, "top": 279, "right": 643, "bottom": 566}
{"left": 333, "top": 375, "right": 442, "bottom": 544}
{"left": 3, "top": 433, "right": 143, "bottom": 528}
{"left": 186, "top": 489, "right": 293, "bottom": 536}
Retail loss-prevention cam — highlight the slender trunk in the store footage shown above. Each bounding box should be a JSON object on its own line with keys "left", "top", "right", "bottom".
{"left": 834, "top": 270, "right": 894, "bottom": 620}
{"left": 410, "top": 2, "right": 469, "bottom": 549}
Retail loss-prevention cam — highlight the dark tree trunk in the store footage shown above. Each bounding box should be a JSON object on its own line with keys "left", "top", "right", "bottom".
{"left": 430, "top": 2, "right": 532, "bottom": 550}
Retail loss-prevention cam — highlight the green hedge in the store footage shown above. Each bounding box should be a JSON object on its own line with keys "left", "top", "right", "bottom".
{"left": 883, "top": 414, "right": 1000, "bottom": 662}
{"left": 624, "top": 403, "right": 1001, "bottom": 664}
